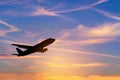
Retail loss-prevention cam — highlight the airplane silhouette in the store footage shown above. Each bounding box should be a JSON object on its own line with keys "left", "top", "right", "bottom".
{"left": 12, "top": 38, "right": 55, "bottom": 56}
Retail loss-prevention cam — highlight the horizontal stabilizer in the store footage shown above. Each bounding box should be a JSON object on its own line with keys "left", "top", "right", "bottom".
{"left": 12, "top": 54, "right": 18, "bottom": 55}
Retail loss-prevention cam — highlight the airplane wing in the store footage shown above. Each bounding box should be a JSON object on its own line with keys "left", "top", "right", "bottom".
{"left": 12, "top": 44, "right": 32, "bottom": 49}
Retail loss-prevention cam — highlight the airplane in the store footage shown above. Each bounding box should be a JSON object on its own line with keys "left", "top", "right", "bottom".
{"left": 12, "top": 38, "right": 55, "bottom": 57}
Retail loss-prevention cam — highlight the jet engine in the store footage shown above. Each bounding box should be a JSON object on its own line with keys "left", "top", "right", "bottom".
{"left": 41, "top": 48, "right": 48, "bottom": 53}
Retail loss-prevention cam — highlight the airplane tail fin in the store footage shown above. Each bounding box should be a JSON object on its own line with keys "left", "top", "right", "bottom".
{"left": 16, "top": 48, "right": 23, "bottom": 54}
{"left": 12, "top": 48, "right": 23, "bottom": 56}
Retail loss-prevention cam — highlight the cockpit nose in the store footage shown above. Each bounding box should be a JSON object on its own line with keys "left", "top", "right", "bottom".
{"left": 52, "top": 38, "right": 55, "bottom": 42}
{"left": 48, "top": 38, "right": 55, "bottom": 42}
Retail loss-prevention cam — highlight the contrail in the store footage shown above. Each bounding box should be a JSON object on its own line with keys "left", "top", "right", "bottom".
{"left": 0, "top": 19, "right": 19, "bottom": 36}
{"left": 92, "top": 8, "right": 120, "bottom": 20}
{"left": 54, "top": 0, "right": 108, "bottom": 13}
{"left": 51, "top": 47, "right": 120, "bottom": 59}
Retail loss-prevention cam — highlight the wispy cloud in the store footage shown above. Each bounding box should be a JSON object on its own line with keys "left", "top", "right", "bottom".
{"left": 50, "top": 22, "right": 120, "bottom": 59}
{"left": 4, "top": 61, "right": 36, "bottom": 69}
{"left": 29, "top": 7, "right": 59, "bottom": 16}
{"left": 0, "top": 55, "right": 46, "bottom": 59}
{"left": 58, "top": 23, "right": 120, "bottom": 45}
{"left": 92, "top": 8, "right": 120, "bottom": 20}
{"left": 0, "top": 19, "right": 19, "bottom": 36}
{"left": 0, "top": 0, "right": 31, "bottom": 5}
{"left": 45, "top": 62, "right": 107, "bottom": 68}
{"left": 28, "top": 6, "right": 78, "bottom": 22}
{"left": 54, "top": 0, "right": 108, "bottom": 13}
{"left": 29, "top": 0, "right": 108, "bottom": 17}
{"left": 71, "top": 63, "right": 108, "bottom": 67}
{"left": 25, "top": 31, "right": 36, "bottom": 38}
{"left": 0, "top": 0, "right": 109, "bottom": 22}
{"left": 50, "top": 47, "right": 120, "bottom": 59}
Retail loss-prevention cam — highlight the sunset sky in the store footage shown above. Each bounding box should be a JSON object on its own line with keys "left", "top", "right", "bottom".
{"left": 0, "top": 0, "right": 120, "bottom": 80}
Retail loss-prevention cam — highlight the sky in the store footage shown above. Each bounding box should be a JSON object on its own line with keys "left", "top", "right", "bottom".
{"left": 0, "top": 0, "right": 120, "bottom": 80}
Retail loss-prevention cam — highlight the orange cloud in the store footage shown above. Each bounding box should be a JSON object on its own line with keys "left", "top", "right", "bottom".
{"left": 46, "top": 75, "right": 120, "bottom": 80}
{"left": 0, "top": 73, "right": 120, "bottom": 80}
{"left": 71, "top": 63, "right": 107, "bottom": 67}
{"left": 0, "top": 55, "right": 46, "bottom": 59}
{"left": 0, "top": 73, "right": 37, "bottom": 80}
{"left": 45, "top": 62, "right": 107, "bottom": 68}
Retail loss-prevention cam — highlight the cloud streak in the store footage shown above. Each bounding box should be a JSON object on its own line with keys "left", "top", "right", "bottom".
{"left": 29, "top": 7, "right": 59, "bottom": 16}
{"left": 0, "top": 0, "right": 32, "bottom": 5}
{"left": 46, "top": 62, "right": 107, "bottom": 68}
{"left": 59, "top": 23, "right": 120, "bottom": 45}
{"left": 54, "top": 0, "right": 108, "bottom": 13}
{"left": 4, "top": 61, "right": 36, "bottom": 69}
{"left": 0, "top": 0, "right": 110, "bottom": 22}
{"left": 0, "top": 55, "right": 46, "bottom": 59}
{"left": 50, "top": 47, "right": 120, "bottom": 59}
{"left": 29, "top": 0, "right": 108, "bottom": 17}
{"left": 92, "top": 8, "right": 120, "bottom": 20}
{"left": 0, "top": 19, "right": 19, "bottom": 36}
